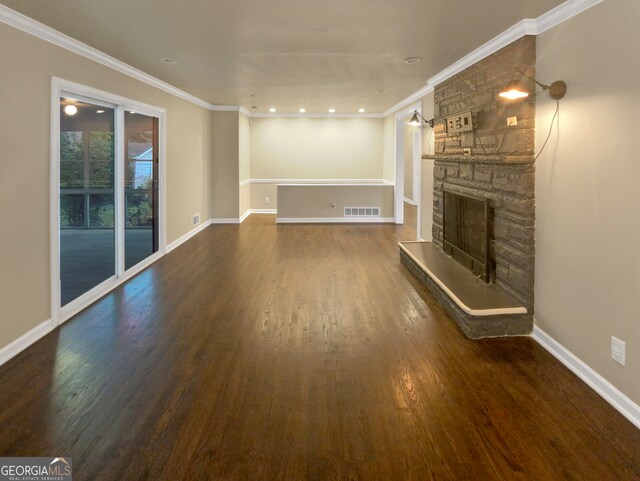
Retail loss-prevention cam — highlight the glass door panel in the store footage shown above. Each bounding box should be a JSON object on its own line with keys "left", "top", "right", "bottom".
{"left": 59, "top": 98, "right": 115, "bottom": 306}
{"left": 124, "top": 111, "right": 159, "bottom": 270}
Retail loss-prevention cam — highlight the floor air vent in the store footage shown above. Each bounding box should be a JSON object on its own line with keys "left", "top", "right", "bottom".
{"left": 344, "top": 207, "right": 381, "bottom": 217}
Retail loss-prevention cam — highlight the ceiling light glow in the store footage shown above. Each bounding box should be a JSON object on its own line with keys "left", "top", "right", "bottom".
{"left": 358, "top": 108, "right": 365, "bottom": 113}
{"left": 269, "top": 108, "right": 277, "bottom": 113}
{"left": 328, "top": 108, "right": 336, "bottom": 113}
{"left": 64, "top": 105, "right": 78, "bottom": 116}
{"left": 299, "top": 108, "right": 306, "bottom": 113}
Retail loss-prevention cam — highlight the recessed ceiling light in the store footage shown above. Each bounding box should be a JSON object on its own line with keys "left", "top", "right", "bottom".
{"left": 328, "top": 108, "right": 336, "bottom": 113}
{"left": 404, "top": 57, "right": 422, "bottom": 64}
{"left": 161, "top": 57, "right": 178, "bottom": 64}
{"left": 299, "top": 108, "right": 306, "bottom": 113}
{"left": 96, "top": 110, "right": 105, "bottom": 114}
{"left": 64, "top": 105, "right": 78, "bottom": 116}
{"left": 269, "top": 108, "right": 277, "bottom": 113}
{"left": 358, "top": 108, "right": 366, "bottom": 113}
{"left": 376, "top": 89, "right": 387, "bottom": 93}
{"left": 249, "top": 94, "right": 257, "bottom": 98}
{"left": 251, "top": 106, "right": 257, "bottom": 109}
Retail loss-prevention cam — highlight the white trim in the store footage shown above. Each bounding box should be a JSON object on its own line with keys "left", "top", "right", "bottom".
{"left": 250, "top": 178, "right": 389, "bottom": 185}
{"left": 535, "top": 0, "right": 605, "bottom": 34}
{"left": 426, "top": 19, "right": 538, "bottom": 89}
{"left": 210, "top": 218, "right": 242, "bottom": 224}
{"left": 383, "top": 0, "right": 603, "bottom": 117}
{"left": 277, "top": 217, "right": 394, "bottom": 224}
{"left": 239, "top": 179, "right": 251, "bottom": 187}
{"left": 239, "top": 210, "right": 251, "bottom": 223}
{"left": 384, "top": 85, "right": 434, "bottom": 117}
{"left": 250, "top": 112, "right": 384, "bottom": 118}
{"left": 1, "top": 0, "right": 602, "bottom": 118}
{"left": 166, "top": 220, "right": 212, "bottom": 253}
{"left": 0, "top": 5, "right": 214, "bottom": 110}
{"left": 250, "top": 209, "right": 277, "bottom": 214}
{"left": 51, "top": 77, "right": 167, "bottom": 326}
{"left": 403, "top": 197, "right": 417, "bottom": 206}
{"left": 398, "top": 242, "right": 528, "bottom": 316}
{"left": 276, "top": 183, "right": 393, "bottom": 187}
{"left": 531, "top": 325, "right": 640, "bottom": 429}
{"left": 0, "top": 319, "right": 56, "bottom": 367}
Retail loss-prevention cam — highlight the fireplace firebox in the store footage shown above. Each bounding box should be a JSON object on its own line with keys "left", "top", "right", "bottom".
{"left": 443, "top": 190, "right": 493, "bottom": 282}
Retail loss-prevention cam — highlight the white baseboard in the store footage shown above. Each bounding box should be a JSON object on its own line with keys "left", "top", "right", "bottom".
{"left": 166, "top": 219, "right": 212, "bottom": 252}
{"left": 532, "top": 325, "right": 640, "bottom": 429}
{"left": 276, "top": 217, "right": 395, "bottom": 224}
{"left": 210, "top": 217, "right": 241, "bottom": 224}
{"left": 403, "top": 197, "right": 417, "bottom": 206}
{"left": 0, "top": 318, "right": 56, "bottom": 367}
{"left": 239, "top": 210, "right": 251, "bottom": 223}
{"left": 250, "top": 209, "right": 277, "bottom": 214}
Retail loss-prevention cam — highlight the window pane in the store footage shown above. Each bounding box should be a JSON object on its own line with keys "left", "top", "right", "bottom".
{"left": 60, "top": 161, "right": 84, "bottom": 188}
{"left": 60, "top": 194, "right": 85, "bottom": 228}
{"left": 89, "top": 161, "right": 114, "bottom": 188}
{"left": 89, "top": 194, "right": 114, "bottom": 228}
{"left": 89, "top": 131, "right": 114, "bottom": 161}
{"left": 60, "top": 131, "right": 84, "bottom": 161}
{"left": 59, "top": 98, "right": 115, "bottom": 306}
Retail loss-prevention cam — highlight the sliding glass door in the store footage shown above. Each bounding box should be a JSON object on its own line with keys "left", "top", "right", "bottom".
{"left": 55, "top": 83, "right": 164, "bottom": 318}
{"left": 124, "top": 111, "right": 159, "bottom": 270}
{"left": 59, "top": 98, "right": 116, "bottom": 306}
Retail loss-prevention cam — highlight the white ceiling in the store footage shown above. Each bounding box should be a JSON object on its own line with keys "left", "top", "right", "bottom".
{"left": 2, "top": 0, "right": 565, "bottom": 113}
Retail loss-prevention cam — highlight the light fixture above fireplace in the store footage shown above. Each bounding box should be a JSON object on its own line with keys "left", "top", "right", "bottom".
{"left": 499, "top": 68, "right": 567, "bottom": 100}
{"left": 408, "top": 110, "right": 434, "bottom": 128}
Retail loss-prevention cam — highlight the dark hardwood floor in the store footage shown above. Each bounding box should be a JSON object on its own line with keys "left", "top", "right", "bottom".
{"left": 1, "top": 212, "right": 638, "bottom": 480}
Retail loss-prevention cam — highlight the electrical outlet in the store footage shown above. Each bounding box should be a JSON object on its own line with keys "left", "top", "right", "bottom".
{"left": 264, "top": 197, "right": 270, "bottom": 205}
{"left": 611, "top": 336, "right": 626, "bottom": 366}
{"left": 507, "top": 116, "right": 518, "bottom": 127}
{"left": 191, "top": 213, "right": 200, "bottom": 226}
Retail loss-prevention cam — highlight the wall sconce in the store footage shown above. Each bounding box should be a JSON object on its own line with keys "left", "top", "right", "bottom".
{"left": 408, "top": 110, "right": 435, "bottom": 128}
{"left": 499, "top": 68, "right": 567, "bottom": 100}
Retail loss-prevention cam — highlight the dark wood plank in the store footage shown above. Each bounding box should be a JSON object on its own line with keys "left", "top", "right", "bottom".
{"left": 0, "top": 207, "right": 638, "bottom": 481}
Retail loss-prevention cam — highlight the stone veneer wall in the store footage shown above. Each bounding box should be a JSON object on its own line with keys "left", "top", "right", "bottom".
{"left": 431, "top": 36, "right": 536, "bottom": 311}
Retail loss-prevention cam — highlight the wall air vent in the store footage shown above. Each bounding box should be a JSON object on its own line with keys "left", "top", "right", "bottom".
{"left": 344, "top": 207, "right": 381, "bottom": 217}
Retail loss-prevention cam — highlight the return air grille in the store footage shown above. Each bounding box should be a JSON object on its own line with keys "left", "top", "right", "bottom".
{"left": 344, "top": 207, "right": 380, "bottom": 217}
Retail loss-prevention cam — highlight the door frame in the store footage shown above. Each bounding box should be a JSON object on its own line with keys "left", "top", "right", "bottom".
{"left": 50, "top": 77, "right": 166, "bottom": 326}
{"left": 394, "top": 102, "right": 422, "bottom": 238}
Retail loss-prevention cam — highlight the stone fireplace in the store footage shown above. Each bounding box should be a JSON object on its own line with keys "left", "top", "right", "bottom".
{"left": 400, "top": 35, "right": 536, "bottom": 338}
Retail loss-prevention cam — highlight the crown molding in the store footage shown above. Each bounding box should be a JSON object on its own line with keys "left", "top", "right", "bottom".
{"left": 0, "top": 4, "right": 216, "bottom": 111}
{"left": 383, "top": 84, "right": 434, "bottom": 117}
{"left": 383, "top": 0, "right": 603, "bottom": 118}
{"left": 534, "top": 0, "right": 605, "bottom": 34}
{"left": 1, "top": 0, "right": 603, "bottom": 117}
{"left": 250, "top": 112, "right": 385, "bottom": 119}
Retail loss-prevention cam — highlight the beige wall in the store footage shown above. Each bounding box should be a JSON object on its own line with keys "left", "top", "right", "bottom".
{"left": 384, "top": 91, "right": 435, "bottom": 237}
{"left": 277, "top": 185, "right": 394, "bottom": 220}
{"left": 249, "top": 117, "right": 384, "bottom": 210}
{"left": 403, "top": 123, "right": 414, "bottom": 201}
{"left": 0, "top": 22, "right": 211, "bottom": 351}
{"left": 382, "top": 115, "right": 396, "bottom": 183}
{"left": 211, "top": 111, "right": 240, "bottom": 219}
{"left": 239, "top": 113, "right": 251, "bottom": 216}
{"left": 251, "top": 117, "right": 383, "bottom": 179}
{"left": 535, "top": 0, "right": 640, "bottom": 404}
{"left": 250, "top": 183, "right": 277, "bottom": 211}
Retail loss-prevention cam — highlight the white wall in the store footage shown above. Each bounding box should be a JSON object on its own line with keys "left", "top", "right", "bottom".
{"left": 250, "top": 117, "right": 384, "bottom": 210}
{"left": 535, "top": 0, "right": 640, "bottom": 405}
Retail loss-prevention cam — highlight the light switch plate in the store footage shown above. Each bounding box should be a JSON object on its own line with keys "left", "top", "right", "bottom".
{"left": 507, "top": 116, "right": 518, "bottom": 127}
{"left": 611, "top": 336, "right": 626, "bottom": 366}
{"left": 445, "top": 111, "right": 473, "bottom": 133}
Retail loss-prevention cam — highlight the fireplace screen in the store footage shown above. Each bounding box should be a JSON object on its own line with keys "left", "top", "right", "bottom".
{"left": 443, "top": 190, "right": 493, "bottom": 282}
